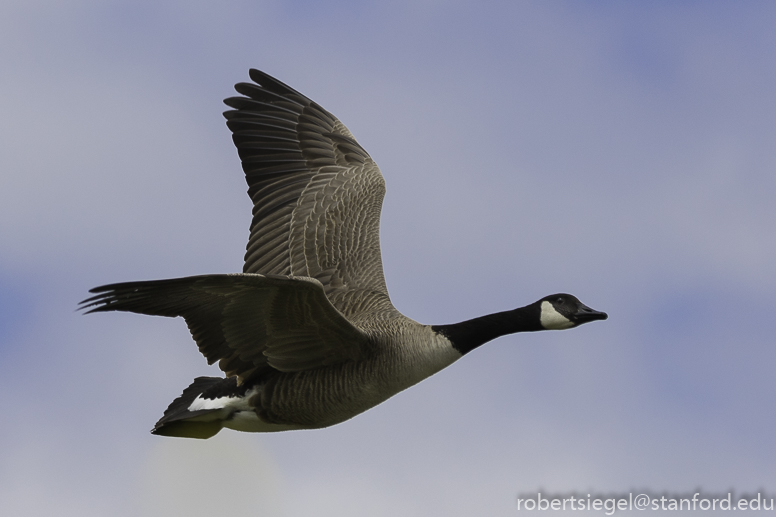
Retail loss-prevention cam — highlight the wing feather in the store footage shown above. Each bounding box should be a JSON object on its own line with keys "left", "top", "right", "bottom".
{"left": 80, "top": 274, "right": 371, "bottom": 382}
{"left": 224, "top": 70, "right": 398, "bottom": 319}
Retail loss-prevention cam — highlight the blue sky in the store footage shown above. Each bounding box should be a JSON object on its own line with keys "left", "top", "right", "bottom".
{"left": 1, "top": 1, "right": 775, "bottom": 515}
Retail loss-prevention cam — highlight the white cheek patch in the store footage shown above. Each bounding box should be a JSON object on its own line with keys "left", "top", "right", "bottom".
{"left": 540, "top": 301, "right": 574, "bottom": 330}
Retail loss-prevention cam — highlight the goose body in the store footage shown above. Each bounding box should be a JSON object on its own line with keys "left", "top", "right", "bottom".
{"left": 81, "top": 70, "right": 607, "bottom": 438}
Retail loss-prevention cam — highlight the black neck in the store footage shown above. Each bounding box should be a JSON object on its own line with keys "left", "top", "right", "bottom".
{"left": 431, "top": 303, "right": 543, "bottom": 355}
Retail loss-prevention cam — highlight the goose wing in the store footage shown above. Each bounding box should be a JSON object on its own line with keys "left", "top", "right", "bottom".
{"left": 80, "top": 274, "right": 371, "bottom": 382}
{"left": 224, "top": 70, "right": 398, "bottom": 320}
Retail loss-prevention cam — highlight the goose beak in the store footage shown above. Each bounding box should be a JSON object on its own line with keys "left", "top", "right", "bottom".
{"left": 574, "top": 304, "right": 608, "bottom": 324}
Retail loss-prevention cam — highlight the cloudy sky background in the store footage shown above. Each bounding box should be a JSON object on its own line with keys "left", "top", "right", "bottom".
{"left": 2, "top": 1, "right": 775, "bottom": 515}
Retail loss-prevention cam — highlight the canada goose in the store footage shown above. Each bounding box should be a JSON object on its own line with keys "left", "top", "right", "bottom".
{"left": 80, "top": 70, "right": 607, "bottom": 439}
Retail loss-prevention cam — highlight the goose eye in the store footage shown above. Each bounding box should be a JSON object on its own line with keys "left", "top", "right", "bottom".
{"left": 556, "top": 297, "right": 564, "bottom": 304}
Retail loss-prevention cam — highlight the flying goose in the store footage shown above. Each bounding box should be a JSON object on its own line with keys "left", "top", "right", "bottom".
{"left": 81, "top": 70, "right": 607, "bottom": 439}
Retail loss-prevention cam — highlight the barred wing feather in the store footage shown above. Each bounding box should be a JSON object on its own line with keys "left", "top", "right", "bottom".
{"left": 224, "top": 70, "right": 398, "bottom": 320}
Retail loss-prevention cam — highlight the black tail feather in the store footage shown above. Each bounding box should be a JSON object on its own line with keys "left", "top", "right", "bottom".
{"left": 152, "top": 376, "right": 232, "bottom": 439}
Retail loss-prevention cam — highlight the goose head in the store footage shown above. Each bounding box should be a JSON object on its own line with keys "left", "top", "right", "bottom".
{"left": 537, "top": 293, "right": 608, "bottom": 330}
{"left": 432, "top": 293, "right": 607, "bottom": 355}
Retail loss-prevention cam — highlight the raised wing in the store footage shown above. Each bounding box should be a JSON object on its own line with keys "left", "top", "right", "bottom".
{"left": 223, "top": 70, "right": 398, "bottom": 319}
{"left": 80, "top": 274, "right": 371, "bottom": 382}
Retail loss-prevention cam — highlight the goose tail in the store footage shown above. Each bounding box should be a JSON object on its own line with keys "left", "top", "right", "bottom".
{"left": 151, "top": 376, "right": 239, "bottom": 439}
